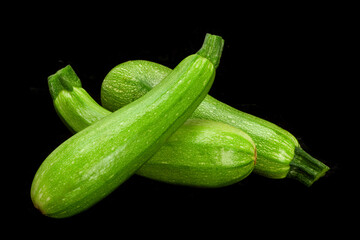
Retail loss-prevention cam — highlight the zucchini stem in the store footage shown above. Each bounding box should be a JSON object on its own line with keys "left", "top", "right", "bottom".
{"left": 287, "top": 147, "right": 330, "bottom": 187}
{"left": 196, "top": 33, "right": 224, "bottom": 69}
{"left": 48, "top": 65, "right": 82, "bottom": 100}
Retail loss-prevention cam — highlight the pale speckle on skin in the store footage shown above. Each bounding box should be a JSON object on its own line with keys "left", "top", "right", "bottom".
{"left": 89, "top": 175, "right": 98, "bottom": 181}
{"left": 219, "top": 148, "right": 234, "bottom": 166}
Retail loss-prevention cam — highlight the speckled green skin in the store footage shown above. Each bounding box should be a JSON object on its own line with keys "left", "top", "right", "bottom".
{"left": 53, "top": 87, "right": 110, "bottom": 133}
{"left": 194, "top": 95, "right": 298, "bottom": 179}
{"left": 49, "top": 63, "right": 255, "bottom": 188}
{"left": 31, "top": 53, "right": 216, "bottom": 218}
{"left": 101, "top": 60, "right": 329, "bottom": 185}
{"left": 101, "top": 60, "right": 298, "bottom": 179}
{"left": 136, "top": 119, "right": 255, "bottom": 187}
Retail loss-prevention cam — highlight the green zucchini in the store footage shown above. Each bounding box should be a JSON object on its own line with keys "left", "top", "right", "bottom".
{"left": 48, "top": 65, "right": 256, "bottom": 188}
{"left": 101, "top": 60, "right": 330, "bottom": 186}
{"left": 31, "top": 33, "right": 223, "bottom": 218}
{"left": 136, "top": 119, "right": 255, "bottom": 187}
{"left": 49, "top": 75, "right": 110, "bottom": 133}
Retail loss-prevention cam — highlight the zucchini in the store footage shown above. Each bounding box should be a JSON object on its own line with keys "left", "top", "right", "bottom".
{"left": 48, "top": 66, "right": 256, "bottom": 188}
{"left": 31, "top": 33, "right": 224, "bottom": 218}
{"left": 101, "top": 60, "right": 330, "bottom": 186}
{"left": 49, "top": 72, "right": 110, "bottom": 133}
{"left": 136, "top": 119, "right": 255, "bottom": 188}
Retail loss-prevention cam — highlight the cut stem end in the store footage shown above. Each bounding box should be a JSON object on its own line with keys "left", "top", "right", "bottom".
{"left": 196, "top": 33, "right": 224, "bottom": 69}
{"left": 287, "top": 147, "right": 330, "bottom": 187}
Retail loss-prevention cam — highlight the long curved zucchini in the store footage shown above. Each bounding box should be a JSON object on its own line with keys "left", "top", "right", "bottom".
{"left": 31, "top": 33, "right": 223, "bottom": 218}
{"left": 48, "top": 66, "right": 256, "bottom": 188}
{"left": 101, "top": 60, "right": 330, "bottom": 186}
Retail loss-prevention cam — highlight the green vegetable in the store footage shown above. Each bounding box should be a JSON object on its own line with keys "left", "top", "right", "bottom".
{"left": 49, "top": 74, "right": 110, "bottom": 133}
{"left": 48, "top": 66, "right": 256, "bottom": 188}
{"left": 136, "top": 119, "right": 255, "bottom": 187}
{"left": 101, "top": 60, "right": 330, "bottom": 186}
{"left": 31, "top": 33, "right": 223, "bottom": 218}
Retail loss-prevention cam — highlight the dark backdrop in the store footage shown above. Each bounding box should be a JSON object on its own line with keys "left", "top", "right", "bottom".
{"left": 10, "top": 5, "right": 353, "bottom": 236}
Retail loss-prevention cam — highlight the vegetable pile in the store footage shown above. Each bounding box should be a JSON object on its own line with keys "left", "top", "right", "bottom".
{"left": 31, "top": 33, "right": 330, "bottom": 218}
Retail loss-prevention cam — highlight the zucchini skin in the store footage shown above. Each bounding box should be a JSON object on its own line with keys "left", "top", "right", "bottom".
{"left": 32, "top": 50, "right": 217, "bottom": 217}
{"left": 136, "top": 119, "right": 255, "bottom": 188}
{"left": 194, "top": 95, "right": 298, "bottom": 179}
{"left": 101, "top": 60, "right": 329, "bottom": 185}
{"left": 101, "top": 60, "right": 295, "bottom": 178}
{"left": 54, "top": 87, "right": 111, "bottom": 133}
{"left": 49, "top": 62, "right": 255, "bottom": 188}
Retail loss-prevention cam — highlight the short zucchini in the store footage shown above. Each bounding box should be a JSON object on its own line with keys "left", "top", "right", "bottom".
{"left": 31, "top": 33, "right": 223, "bottom": 218}
{"left": 101, "top": 60, "right": 330, "bottom": 186}
{"left": 48, "top": 52, "right": 255, "bottom": 188}
{"left": 137, "top": 119, "right": 255, "bottom": 187}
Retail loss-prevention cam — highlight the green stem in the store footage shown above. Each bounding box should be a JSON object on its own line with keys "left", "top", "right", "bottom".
{"left": 48, "top": 65, "right": 82, "bottom": 100}
{"left": 196, "top": 33, "right": 224, "bottom": 69}
{"left": 287, "top": 147, "right": 330, "bottom": 187}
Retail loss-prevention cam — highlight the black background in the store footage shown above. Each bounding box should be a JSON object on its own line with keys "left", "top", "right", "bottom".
{"left": 10, "top": 4, "right": 354, "bottom": 235}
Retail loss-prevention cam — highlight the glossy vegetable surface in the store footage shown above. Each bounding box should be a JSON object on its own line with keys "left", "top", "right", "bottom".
{"left": 101, "top": 60, "right": 329, "bottom": 186}
{"left": 31, "top": 34, "right": 223, "bottom": 218}
{"left": 48, "top": 47, "right": 255, "bottom": 188}
{"left": 136, "top": 119, "right": 255, "bottom": 187}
